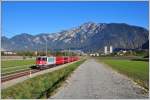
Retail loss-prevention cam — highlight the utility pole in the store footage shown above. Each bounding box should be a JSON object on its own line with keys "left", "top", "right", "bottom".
{"left": 46, "top": 39, "right": 47, "bottom": 56}
{"left": 68, "top": 48, "right": 70, "bottom": 56}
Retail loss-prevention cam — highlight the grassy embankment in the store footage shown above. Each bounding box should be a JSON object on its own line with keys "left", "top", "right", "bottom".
{"left": 1, "top": 59, "right": 35, "bottom": 75}
{"left": 97, "top": 57, "right": 149, "bottom": 90}
{"left": 2, "top": 59, "right": 86, "bottom": 99}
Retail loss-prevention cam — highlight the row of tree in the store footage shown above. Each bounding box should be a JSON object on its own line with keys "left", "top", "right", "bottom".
{"left": 1, "top": 51, "right": 78, "bottom": 57}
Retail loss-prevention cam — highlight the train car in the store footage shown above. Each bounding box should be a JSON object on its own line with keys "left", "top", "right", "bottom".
{"left": 75, "top": 56, "right": 79, "bottom": 61}
{"left": 67, "top": 56, "right": 72, "bottom": 62}
{"left": 70, "top": 57, "right": 74, "bottom": 62}
{"left": 36, "top": 56, "right": 56, "bottom": 69}
{"left": 56, "top": 56, "right": 64, "bottom": 65}
{"left": 64, "top": 56, "right": 71, "bottom": 63}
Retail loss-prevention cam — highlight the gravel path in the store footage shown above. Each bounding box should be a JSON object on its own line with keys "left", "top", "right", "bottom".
{"left": 51, "top": 59, "right": 148, "bottom": 99}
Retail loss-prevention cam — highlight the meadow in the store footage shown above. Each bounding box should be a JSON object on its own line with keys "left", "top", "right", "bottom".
{"left": 97, "top": 57, "right": 149, "bottom": 90}
{"left": 1, "top": 59, "right": 35, "bottom": 75}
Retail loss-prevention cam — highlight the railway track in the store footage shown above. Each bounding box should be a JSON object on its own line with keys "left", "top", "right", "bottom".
{"left": 1, "top": 69, "right": 40, "bottom": 83}
{"left": 1, "top": 60, "right": 78, "bottom": 83}
{"left": 1, "top": 68, "right": 31, "bottom": 77}
{"left": 1, "top": 64, "right": 60, "bottom": 83}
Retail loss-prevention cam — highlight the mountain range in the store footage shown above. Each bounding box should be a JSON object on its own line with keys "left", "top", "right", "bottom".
{"left": 1, "top": 22, "right": 149, "bottom": 52}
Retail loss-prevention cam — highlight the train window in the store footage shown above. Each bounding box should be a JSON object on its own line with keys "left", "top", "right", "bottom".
{"left": 42, "top": 57, "right": 47, "bottom": 61}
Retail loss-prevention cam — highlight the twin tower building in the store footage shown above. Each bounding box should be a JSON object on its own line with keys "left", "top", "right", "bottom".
{"left": 104, "top": 46, "right": 113, "bottom": 54}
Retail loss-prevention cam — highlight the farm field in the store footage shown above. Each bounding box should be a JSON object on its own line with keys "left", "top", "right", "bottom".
{"left": 1, "top": 59, "right": 35, "bottom": 75}
{"left": 97, "top": 57, "right": 149, "bottom": 90}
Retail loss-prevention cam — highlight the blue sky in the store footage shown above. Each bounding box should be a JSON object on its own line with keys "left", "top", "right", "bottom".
{"left": 2, "top": 1, "right": 149, "bottom": 38}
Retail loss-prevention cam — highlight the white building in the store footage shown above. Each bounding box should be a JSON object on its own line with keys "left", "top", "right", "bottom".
{"left": 104, "top": 46, "right": 108, "bottom": 54}
{"left": 95, "top": 53, "right": 99, "bottom": 56}
{"left": 104, "top": 46, "right": 113, "bottom": 54}
{"left": 110, "top": 45, "right": 113, "bottom": 53}
{"left": 90, "top": 53, "right": 95, "bottom": 56}
{"left": 90, "top": 53, "right": 99, "bottom": 57}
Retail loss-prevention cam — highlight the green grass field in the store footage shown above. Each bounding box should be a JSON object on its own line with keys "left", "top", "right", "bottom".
{"left": 97, "top": 58, "right": 149, "bottom": 89}
{"left": 1, "top": 59, "right": 35, "bottom": 75}
{"left": 2, "top": 59, "right": 86, "bottom": 99}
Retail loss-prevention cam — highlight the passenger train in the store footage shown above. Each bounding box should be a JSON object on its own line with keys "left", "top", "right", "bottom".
{"left": 36, "top": 56, "right": 79, "bottom": 69}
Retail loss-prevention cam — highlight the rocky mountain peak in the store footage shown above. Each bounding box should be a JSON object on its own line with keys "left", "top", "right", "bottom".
{"left": 2, "top": 22, "right": 149, "bottom": 52}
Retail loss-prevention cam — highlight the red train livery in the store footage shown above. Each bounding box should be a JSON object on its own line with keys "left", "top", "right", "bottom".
{"left": 36, "top": 56, "right": 79, "bottom": 69}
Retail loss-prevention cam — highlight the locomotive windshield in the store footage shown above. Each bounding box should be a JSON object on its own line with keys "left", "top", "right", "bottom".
{"left": 36, "top": 57, "right": 47, "bottom": 61}
{"left": 42, "top": 57, "right": 47, "bottom": 61}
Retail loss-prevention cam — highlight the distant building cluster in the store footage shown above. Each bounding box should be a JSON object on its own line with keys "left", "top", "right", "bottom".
{"left": 89, "top": 53, "right": 99, "bottom": 57}
{"left": 3, "top": 51, "right": 16, "bottom": 55}
{"left": 89, "top": 45, "right": 113, "bottom": 56}
{"left": 117, "top": 50, "right": 129, "bottom": 56}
